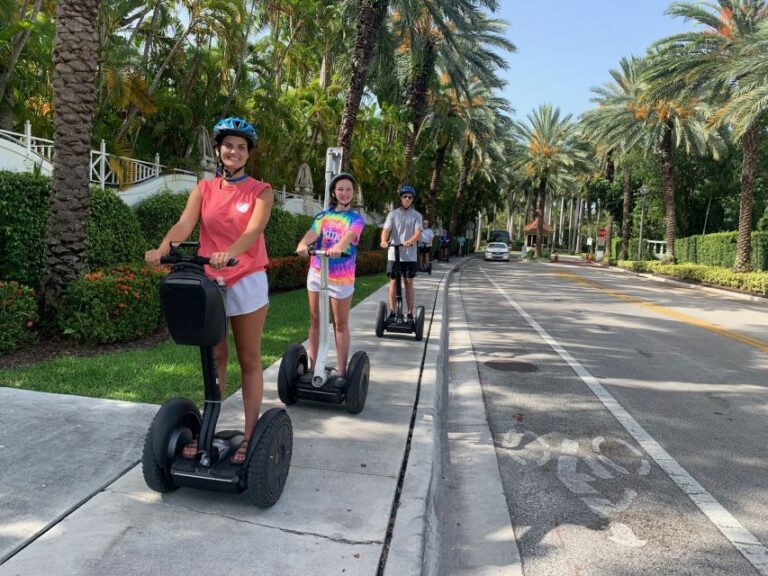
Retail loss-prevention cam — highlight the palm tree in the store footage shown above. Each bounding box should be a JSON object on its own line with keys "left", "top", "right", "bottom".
{"left": 583, "top": 54, "right": 725, "bottom": 263}
{"left": 647, "top": 0, "right": 768, "bottom": 271}
{"left": 338, "top": 0, "right": 389, "bottom": 171}
{"left": 389, "top": 2, "right": 514, "bottom": 181}
{"left": 447, "top": 86, "right": 512, "bottom": 235}
{"left": 582, "top": 56, "right": 645, "bottom": 260}
{"left": 512, "top": 104, "right": 592, "bottom": 258}
{"left": 42, "top": 0, "right": 101, "bottom": 308}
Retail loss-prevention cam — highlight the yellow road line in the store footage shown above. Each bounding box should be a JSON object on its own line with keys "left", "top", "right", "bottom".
{"left": 554, "top": 270, "right": 768, "bottom": 353}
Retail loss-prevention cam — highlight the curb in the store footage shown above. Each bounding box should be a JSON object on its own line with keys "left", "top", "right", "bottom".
{"left": 383, "top": 257, "right": 473, "bottom": 576}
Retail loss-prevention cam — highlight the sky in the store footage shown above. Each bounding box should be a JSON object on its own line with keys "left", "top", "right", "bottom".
{"left": 497, "top": 1, "right": 695, "bottom": 121}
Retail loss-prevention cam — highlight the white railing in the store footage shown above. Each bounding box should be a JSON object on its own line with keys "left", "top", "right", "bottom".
{"left": 0, "top": 121, "right": 194, "bottom": 189}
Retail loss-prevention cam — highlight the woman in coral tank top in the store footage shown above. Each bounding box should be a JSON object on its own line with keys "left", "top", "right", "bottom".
{"left": 145, "top": 117, "right": 272, "bottom": 465}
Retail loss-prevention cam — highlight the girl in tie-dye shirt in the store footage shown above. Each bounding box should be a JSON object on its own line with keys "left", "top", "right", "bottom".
{"left": 296, "top": 173, "right": 365, "bottom": 377}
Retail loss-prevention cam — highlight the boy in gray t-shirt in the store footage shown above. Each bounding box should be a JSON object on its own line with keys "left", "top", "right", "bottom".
{"left": 380, "top": 184, "right": 423, "bottom": 321}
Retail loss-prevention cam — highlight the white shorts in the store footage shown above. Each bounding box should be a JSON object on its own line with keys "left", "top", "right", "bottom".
{"left": 225, "top": 271, "right": 268, "bottom": 317}
{"left": 307, "top": 270, "right": 354, "bottom": 300}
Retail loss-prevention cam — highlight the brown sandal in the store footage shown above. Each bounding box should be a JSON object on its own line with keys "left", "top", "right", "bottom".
{"left": 231, "top": 439, "right": 249, "bottom": 464}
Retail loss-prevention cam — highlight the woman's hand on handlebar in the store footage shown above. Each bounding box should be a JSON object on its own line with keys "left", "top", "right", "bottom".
{"left": 296, "top": 243, "right": 310, "bottom": 257}
{"left": 209, "top": 251, "right": 232, "bottom": 270}
{"left": 144, "top": 248, "right": 167, "bottom": 267}
{"left": 403, "top": 240, "right": 413, "bottom": 248}
{"left": 380, "top": 239, "right": 389, "bottom": 249}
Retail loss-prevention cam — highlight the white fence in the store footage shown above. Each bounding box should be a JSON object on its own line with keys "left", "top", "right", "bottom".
{"left": 0, "top": 121, "right": 195, "bottom": 190}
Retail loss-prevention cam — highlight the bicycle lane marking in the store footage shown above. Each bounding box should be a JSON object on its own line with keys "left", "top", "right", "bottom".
{"left": 553, "top": 270, "right": 768, "bottom": 353}
{"left": 481, "top": 267, "right": 768, "bottom": 575}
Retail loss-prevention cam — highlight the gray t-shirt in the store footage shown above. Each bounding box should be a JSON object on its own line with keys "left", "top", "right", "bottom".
{"left": 384, "top": 207, "right": 423, "bottom": 262}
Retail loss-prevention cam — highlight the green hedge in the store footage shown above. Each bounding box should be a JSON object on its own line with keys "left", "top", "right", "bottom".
{"left": 0, "top": 172, "right": 150, "bottom": 286}
{"left": 0, "top": 280, "right": 38, "bottom": 353}
{"left": 134, "top": 190, "right": 198, "bottom": 248}
{"left": 0, "top": 171, "right": 51, "bottom": 287}
{"left": 616, "top": 260, "right": 768, "bottom": 296}
{"left": 57, "top": 264, "right": 165, "bottom": 343}
{"left": 88, "top": 187, "right": 148, "bottom": 268}
{"left": 676, "top": 231, "right": 768, "bottom": 271}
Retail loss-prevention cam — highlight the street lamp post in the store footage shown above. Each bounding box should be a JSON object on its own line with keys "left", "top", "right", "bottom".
{"left": 636, "top": 185, "right": 648, "bottom": 261}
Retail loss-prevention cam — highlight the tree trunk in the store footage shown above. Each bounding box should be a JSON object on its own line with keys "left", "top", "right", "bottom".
{"left": 659, "top": 121, "right": 676, "bottom": 263}
{"left": 0, "top": 0, "right": 44, "bottom": 106}
{"left": 449, "top": 144, "right": 472, "bottom": 235}
{"left": 337, "top": 0, "right": 388, "bottom": 172}
{"left": 606, "top": 149, "right": 615, "bottom": 183}
{"left": 43, "top": 0, "right": 101, "bottom": 310}
{"left": 535, "top": 179, "right": 547, "bottom": 257}
{"left": 427, "top": 142, "right": 447, "bottom": 222}
{"left": 403, "top": 38, "right": 435, "bottom": 181}
{"left": 620, "top": 169, "right": 632, "bottom": 260}
{"left": 605, "top": 218, "right": 614, "bottom": 260}
{"left": 734, "top": 122, "right": 759, "bottom": 272}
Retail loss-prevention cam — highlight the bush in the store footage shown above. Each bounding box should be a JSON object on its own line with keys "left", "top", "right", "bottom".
{"left": 675, "top": 231, "right": 768, "bottom": 271}
{"left": 615, "top": 260, "right": 768, "bottom": 295}
{"left": 0, "top": 280, "right": 38, "bottom": 353}
{"left": 134, "top": 190, "right": 197, "bottom": 249}
{"left": 266, "top": 256, "right": 310, "bottom": 292}
{"left": 87, "top": 187, "right": 149, "bottom": 268}
{"left": 0, "top": 171, "right": 51, "bottom": 287}
{"left": 355, "top": 250, "right": 387, "bottom": 275}
{"left": 264, "top": 207, "right": 300, "bottom": 258}
{"left": 57, "top": 264, "right": 165, "bottom": 343}
{"left": 360, "top": 225, "right": 383, "bottom": 251}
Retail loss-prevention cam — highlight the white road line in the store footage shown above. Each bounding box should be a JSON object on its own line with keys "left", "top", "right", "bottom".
{"left": 481, "top": 268, "right": 768, "bottom": 575}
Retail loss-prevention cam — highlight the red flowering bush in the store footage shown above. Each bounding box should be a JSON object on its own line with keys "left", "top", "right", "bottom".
{"left": 0, "top": 281, "right": 38, "bottom": 353}
{"left": 266, "top": 256, "right": 310, "bottom": 292}
{"left": 355, "top": 250, "right": 387, "bottom": 275}
{"left": 57, "top": 264, "right": 166, "bottom": 343}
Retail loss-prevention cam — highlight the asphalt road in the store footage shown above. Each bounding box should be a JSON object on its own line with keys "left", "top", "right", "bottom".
{"left": 455, "top": 257, "right": 768, "bottom": 576}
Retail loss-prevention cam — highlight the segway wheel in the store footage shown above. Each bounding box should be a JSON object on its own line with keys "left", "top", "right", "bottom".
{"left": 428, "top": 262, "right": 432, "bottom": 275}
{"left": 345, "top": 351, "right": 370, "bottom": 414}
{"left": 277, "top": 344, "right": 306, "bottom": 405}
{"left": 415, "top": 306, "right": 425, "bottom": 341}
{"left": 246, "top": 410, "right": 293, "bottom": 508}
{"left": 375, "top": 301, "right": 387, "bottom": 338}
{"left": 142, "top": 397, "right": 201, "bottom": 493}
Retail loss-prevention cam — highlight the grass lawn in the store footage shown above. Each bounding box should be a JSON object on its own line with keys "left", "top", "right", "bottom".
{"left": 0, "top": 273, "right": 388, "bottom": 405}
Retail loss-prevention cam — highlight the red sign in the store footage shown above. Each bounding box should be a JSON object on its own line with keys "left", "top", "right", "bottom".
{"left": 598, "top": 228, "right": 607, "bottom": 238}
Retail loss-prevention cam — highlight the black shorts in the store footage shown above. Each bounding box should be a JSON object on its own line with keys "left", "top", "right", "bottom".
{"left": 387, "top": 261, "right": 418, "bottom": 278}
{"left": 418, "top": 245, "right": 431, "bottom": 254}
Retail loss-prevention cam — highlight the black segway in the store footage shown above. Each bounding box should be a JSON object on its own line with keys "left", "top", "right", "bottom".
{"left": 141, "top": 242, "right": 292, "bottom": 508}
{"left": 417, "top": 243, "right": 432, "bottom": 275}
{"left": 375, "top": 243, "right": 425, "bottom": 340}
{"left": 278, "top": 247, "right": 370, "bottom": 414}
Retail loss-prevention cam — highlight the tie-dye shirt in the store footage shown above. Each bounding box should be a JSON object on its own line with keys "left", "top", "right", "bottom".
{"left": 310, "top": 208, "right": 366, "bottom": 285}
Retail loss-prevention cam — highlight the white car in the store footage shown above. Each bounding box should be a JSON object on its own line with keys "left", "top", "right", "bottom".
{"left": 484, "top": 242, "right": 511, "bottom": 261}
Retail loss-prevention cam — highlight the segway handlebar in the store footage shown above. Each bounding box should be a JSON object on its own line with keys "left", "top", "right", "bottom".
{"left": 302, "top": 246, "right": 351, "bottom": 258}
{"left": 160, "top": 242, "right": 238, "bottom": 266}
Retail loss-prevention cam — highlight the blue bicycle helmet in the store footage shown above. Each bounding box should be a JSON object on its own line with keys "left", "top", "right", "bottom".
{"left": 212, "top": 117, "right": 258, "bottom": 149}
{"left": 399, "top": 184, "right": 416, "bottom": 197}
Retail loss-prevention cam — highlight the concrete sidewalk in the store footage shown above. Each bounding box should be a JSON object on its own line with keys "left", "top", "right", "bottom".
{"left": 0, "top": 265, "right": 451, "bottom": 576}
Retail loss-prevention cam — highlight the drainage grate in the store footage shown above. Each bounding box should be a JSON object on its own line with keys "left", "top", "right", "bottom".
{"left": 484, "top": 360, "right": 538, "bottom": 372}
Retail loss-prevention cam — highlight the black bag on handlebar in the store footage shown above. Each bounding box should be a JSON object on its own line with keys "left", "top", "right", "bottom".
{"left": 160, "top": 263, "right": 227, "bottom": 347}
